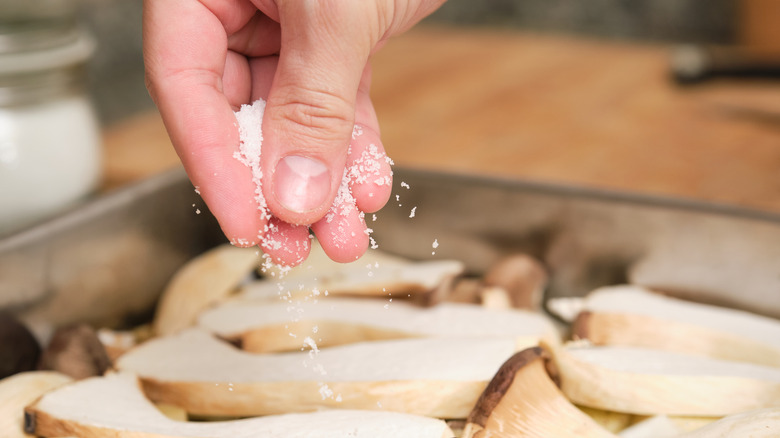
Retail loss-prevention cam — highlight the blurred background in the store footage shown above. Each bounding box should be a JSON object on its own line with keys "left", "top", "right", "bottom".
{"left": 2, "top": 0, "right": 780, "bottom": 235}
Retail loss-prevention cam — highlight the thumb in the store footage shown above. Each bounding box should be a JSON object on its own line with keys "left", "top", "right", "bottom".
{"left": 261, "top": 1, "right": 376, "bottom": 226}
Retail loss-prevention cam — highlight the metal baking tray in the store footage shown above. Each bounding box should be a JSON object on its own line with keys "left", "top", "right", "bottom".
{"left": 2, "top": 167, "right": 779, "bottom": 330}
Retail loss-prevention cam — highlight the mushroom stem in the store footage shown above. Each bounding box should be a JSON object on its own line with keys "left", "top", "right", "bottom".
{"left": 25, "top": 373, "right": 454, "bottom": 438}
{"left": 463, "top": 347, "right": 616, "bottom": 438}
{"left": 117, "top": 329, "right": 525, "bottom": 418}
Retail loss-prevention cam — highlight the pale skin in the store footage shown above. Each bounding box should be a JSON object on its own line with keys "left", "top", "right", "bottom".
{"left": 144, "top": 0, "right": 445, "bottom": 265}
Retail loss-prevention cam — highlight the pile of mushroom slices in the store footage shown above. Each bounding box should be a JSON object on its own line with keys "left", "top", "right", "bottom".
{"left": 8, "top": 241, "right": 780, "bottom": 438}
{"left": 462, "top": 285, "right": 780, "bottom": 438}
{"left": 12, "top": 242, "right": 560, "bottom": 437}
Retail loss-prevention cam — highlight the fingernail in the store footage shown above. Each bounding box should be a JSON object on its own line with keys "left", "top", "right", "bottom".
{"left": 274, "top": 155, "right": 330, "bottom": 213}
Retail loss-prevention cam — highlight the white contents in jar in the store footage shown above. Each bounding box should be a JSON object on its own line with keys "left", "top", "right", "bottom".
{"left": 0, "top": 94, "right": 101, "bottom": 234}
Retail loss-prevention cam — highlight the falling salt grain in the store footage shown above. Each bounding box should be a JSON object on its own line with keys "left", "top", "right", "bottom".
{"left": 303, "top": 336, "right": 319, "bottom": 353}
{"left": 409, "top": 206, "right": 416, "bottom": 218}
{"left": 400, "top": 181, "right": 410, "bottom": 189}
{"left": 318, "top": 384, "right": 334, "bottom": 400}
{"left": 432, "top": 238, "right": 439, "bottom": 255}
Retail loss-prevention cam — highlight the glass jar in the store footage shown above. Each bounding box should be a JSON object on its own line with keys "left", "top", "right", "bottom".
{"left": 0, "top": 19, "right": 101, "bottom": 235}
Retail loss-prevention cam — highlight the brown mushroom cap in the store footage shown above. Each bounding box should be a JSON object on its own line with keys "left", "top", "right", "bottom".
{"left": 0, "top": 312, "right": 41, "bottom": 379}
{"left": 38, "top": 324, "right": 111, "bottom": 380}
{"left": 464, "top": 346, "right": 615, "bottom": 438}
{"left": 483, "top": 254, "right": 548, "bottom": 310}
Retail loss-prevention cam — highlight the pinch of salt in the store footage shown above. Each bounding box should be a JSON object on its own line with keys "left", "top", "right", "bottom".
{"left": 233, "top": 99, "right": 271, "bottom": 222}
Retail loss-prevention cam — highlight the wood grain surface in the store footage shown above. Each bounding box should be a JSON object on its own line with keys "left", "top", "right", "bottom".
{"left": 103, "top": 26, "right": 780, "bottom": 213}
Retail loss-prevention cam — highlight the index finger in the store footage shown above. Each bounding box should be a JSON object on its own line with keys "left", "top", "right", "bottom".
{"left": 143, "top": 0, "right": 263, "bottom": 245}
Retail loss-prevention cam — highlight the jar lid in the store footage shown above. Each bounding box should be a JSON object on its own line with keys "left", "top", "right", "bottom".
{"left": 0, "top": 23, "right": 95, "bottom": 76}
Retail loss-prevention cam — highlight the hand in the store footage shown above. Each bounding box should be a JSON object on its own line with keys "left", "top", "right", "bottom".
{"left": 143, "top": 0, "right": 444, "bottom": 266}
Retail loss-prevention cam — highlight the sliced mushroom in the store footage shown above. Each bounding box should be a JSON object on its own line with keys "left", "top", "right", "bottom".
{"left": 0, "top": 371, "right": 71, "bottom": 438}
{"left": 578, "top": 406, "right": 642, "bottom": 434}
{"left": 116, "top": 328, "right": 523, "bottom": 418}
{"left": 547, "top": 341, "right": 780, "bottom": 416}
{"left": 483, "top": 253, "right": 548, "bottom": 310}
{"left": 38, "top": 324, "right": 111, "bottom": 380}
{"left": 462, "top": 346, "right": 616, "bottom": 438}
{"left": 198, "top": 297, "right": 559, "bottom": 353}
{"left": 676, "top": 408, "right": 780, "bottom": 437}
{"left": 617, "top": 414, "right": 720, "bottom": 438}
{"left": 241, "top": 259, "right": 465, "bottom": 301}
{"left": 563, "top": 285, "right": 780, "bottom": 367}
{"left": 25, "top": 372, "right": 454, "bottom": 438}
{"left": 153, "top": 244, "right": 260, "bottom": 336}
{"left": 617, "top": 415, "right": 684, "bottom": 438}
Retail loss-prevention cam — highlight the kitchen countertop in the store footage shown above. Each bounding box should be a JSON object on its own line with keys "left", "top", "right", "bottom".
{"left": 103, "top": 26, "right": 780, "bottom": 213}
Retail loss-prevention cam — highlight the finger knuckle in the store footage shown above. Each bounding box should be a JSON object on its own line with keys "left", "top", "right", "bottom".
{"left": 275, "top": 88, "right": 354, "bottom": 138}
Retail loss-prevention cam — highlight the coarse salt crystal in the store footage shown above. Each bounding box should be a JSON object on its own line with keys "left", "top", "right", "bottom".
{"left": 352, "top": 124, "right": 363, "bottom": 139}
{"left": 318, "top": 384, "right": 334, "bottom": 400}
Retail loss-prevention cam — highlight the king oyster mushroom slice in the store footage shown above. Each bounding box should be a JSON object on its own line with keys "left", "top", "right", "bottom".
{"left": 555, "top": 285, "right": 780, "bottom": 367}
{"left": 116, "top": 328, "right": 523, "bottom": 418}
{"left": 617, "top": 416, "right": 688, "bottom": 438}
{"left": 548, "top": 342, "right": 780, "bottom": 416}
{"left": 0, "top": 371, "right": 72, "bottom": 438}
{"left": 25, "top": 372, "right": 454, "bottom": 438}
{"left": 462, "top": 346, "right": 617, "bottom": 438}
{"left": 198, "top": 297, "right": 559, "bottom": 353}
{"left": 620, "top": 408, "right": 780, "bottom": 438}
{"left": 153, "top": 244, "right": 260, "bottom": 336}
{"left": 241, "top": 258, "right": 465, "bottom": 301}
{"left": 675, "top": 408, "right": 780, "bottom": 438}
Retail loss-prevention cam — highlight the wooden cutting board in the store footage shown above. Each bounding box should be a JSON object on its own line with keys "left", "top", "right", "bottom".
{"left": 103, "top": 26, "right": 780, "bottom": 213}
